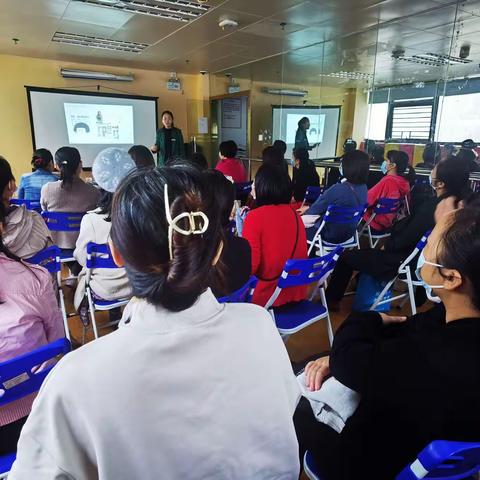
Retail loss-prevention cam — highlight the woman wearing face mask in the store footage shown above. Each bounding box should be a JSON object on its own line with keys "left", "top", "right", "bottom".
{"left": 151, "top": 110, "right": 185, "bottom": 166}
{"left": 326, "top": 156, "right": 470, "bottom": 307}
{"left": 294, "top": 203, "right": 480, "bottom": 480}
{"left": 363, "top": 150, "right": 414, "bottom": 232}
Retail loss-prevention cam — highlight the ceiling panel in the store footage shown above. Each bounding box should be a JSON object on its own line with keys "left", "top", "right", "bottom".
{"left": 111, "top": 15, "right": 181, "bottom": 44}
{"left": 224, "top": 0, "right": 305, "bottom": 17}
{"left": 62, "top": 2, "right": 133, "bottom": 29}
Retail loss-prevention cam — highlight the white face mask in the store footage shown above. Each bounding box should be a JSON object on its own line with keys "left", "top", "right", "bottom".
{"left": 429, "top": 172, "right": 437, "bottom": 190}
{"left": 251, "top": 182, "right": 256, "bottom": 200}
{"left": 415, "top": 250, "right": 445, "bottom": 303}
{"left": 339, "top": 164, "right": 344, "bottom": 177}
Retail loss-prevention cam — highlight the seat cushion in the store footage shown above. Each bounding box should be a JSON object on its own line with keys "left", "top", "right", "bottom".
{"left": 271, "top": 300, "right": 327, "bottom": 334}
{"left": 0, "top": 452, "right": 16, "bottom": 475}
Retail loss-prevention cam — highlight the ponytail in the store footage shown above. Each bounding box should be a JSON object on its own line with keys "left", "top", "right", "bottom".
{"left": 55, "top": 147, "right": 81, "bottom": 188}
{"left": 392, "top": 151, "right": 416, "bottom": 186}
{"left": 31, "top": 148, "right": 53, "bottom": 172}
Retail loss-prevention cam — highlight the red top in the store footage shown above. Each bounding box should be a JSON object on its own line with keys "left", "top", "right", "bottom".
{"left": 243, "top": 204, "right": 308, "bottom": 308}
{"left": 215, "top": 158, "right": 247, "bottom": 183}
{"left": 365, "top": 174, "right": 410, "bottom": 231}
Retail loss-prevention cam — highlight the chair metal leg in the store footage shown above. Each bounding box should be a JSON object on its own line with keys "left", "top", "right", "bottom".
{"left": 370, "top": 277, "right": 397, "bottom": 311}
{"left": 58, "top": 288, "right": 71, "bottom": 341}
{"left": 86, "top": 287, "right": 99, "bottom": 339}
{"left": 405, "top": 268, "right": 417, "bottom": 315}
{"left": 320, "top": 287, "right": 334, "bottom": 346}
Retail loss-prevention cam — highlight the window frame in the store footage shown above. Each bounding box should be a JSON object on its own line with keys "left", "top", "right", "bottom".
{"left": 385, "top": 98, "right": 436, "bottom": 144}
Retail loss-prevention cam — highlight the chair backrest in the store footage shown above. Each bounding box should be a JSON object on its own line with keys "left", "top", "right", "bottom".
{"left": 10, "top": 199, "right": 41, "bottom": 212}
{"left": 278, "top": 246, "right": 343, "bottom": 290}
{"left": 217, "top": 276, "right": 258, "bottom": 304}
{"left": 304, "top": 186, "right": 324, "bottom": 205}
{"left": 25, "top": 245, "right": 62, "bottom": 275}
{"left": 0, "top": 338, "right": 71, "bottom": 407}
{"left": 86, "top": 242, "right": 118, "bottom": 269}
{"left": 396, "top": 440, "right": 480, "bottom": 480}
{"left": 41, "top": 211, "right": 85, "bottom": 232}
{"left": 398, "top": 230, "right": 431, "bottom": 272}
{"left": 374, "top": 197, "right": 403, "bottom": 215}
{"left": 235, "top": 181, "right": 253, "bottom": 199}
{"left": 323, "top": 204, "right": 368, "bottom": 225}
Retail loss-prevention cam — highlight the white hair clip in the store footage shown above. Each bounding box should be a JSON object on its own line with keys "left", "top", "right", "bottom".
{"left": 164, "top": 184, "right": 209, "bottom": 261}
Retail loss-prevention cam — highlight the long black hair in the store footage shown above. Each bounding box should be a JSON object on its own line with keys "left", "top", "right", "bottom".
{"left": 389, "top": 150, "right": 416, "bottom": 185}
{"left": 55, "top": 147, "right": 81, "bottom": 188}
{"left": 435, "top": 155, "right": 471, "bottom": 199}
{"left": 110, "top": 166, "right": 223, "bottom": 312}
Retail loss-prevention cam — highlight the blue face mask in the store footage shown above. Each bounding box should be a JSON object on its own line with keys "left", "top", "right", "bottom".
{"left": 381, "top": 160, "right": 389, "bottom": 175}
{"left": 415, "top": 250, "right": 445, "bottom": 303}
{"left": 339, "top": 164, "right": 343, "bottom": 176}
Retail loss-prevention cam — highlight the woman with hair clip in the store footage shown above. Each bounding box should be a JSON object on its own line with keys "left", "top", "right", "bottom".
{"left": 0, "top": 199, "right": 64, "bottom": 455}
{"left": 40, "top": 147, "right": 100, "bottom": 253}
{"left": 10, "top": 166, "right": 300, "bottom": 479}
{"left": 0, "top": 156, "right": 52, "bottom": 259}
{"left": 363, "top": 150, "right": 414, "bottom": 232}
{"left": 295, "top": 201, "right": 480, "bottom": 480}
{"left": 17, "top": 149, "right": 58, "bottom": 201}
{"left": 151, "top": 110, "right": 186, "bottom": 166}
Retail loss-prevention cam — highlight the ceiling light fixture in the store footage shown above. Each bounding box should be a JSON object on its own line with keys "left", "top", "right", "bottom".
{"left": 73, "top": 0, "right": 211, "bottom": 23}
{"left": 319, "top": 71, "right": 373, "bottom": 80}
{"left": 393, "top": 51, "right": 473, "bottom": 67}
{"left": 262, "top": 87, "right": 308, "bottom": 97}
{"left": 52, "top": 31, "right": 148, "bottom": 53}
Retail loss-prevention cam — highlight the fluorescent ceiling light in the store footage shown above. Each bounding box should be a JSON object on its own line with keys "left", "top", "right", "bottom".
{"left": 60, "top": 68, "right": 134, "bottom": 81}
{"left": 320, "top": 71, "right": 373, "bottom": 80}
{"left": 52, "top": 31, "right": 148, "bottom": 53}
{"left": 262, "top": 88, "right": 307, "bottom": 97}
{"left": 395, "top": 52, "right": 473, "bottom": 67}
{"left": 73, "top": 0, "right": 211, "bottom": 23}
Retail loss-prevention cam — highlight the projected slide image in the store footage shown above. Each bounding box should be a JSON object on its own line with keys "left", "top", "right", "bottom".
{"left": 64, "top": 103, "right": 134, "bottom": 144}
{"left": 286, "top": 114, "right": 326, "bottom": 145}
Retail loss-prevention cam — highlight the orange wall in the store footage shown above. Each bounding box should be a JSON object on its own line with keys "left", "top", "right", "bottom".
{"left": 0, "top": 54, "right": 204, "bottom": 180}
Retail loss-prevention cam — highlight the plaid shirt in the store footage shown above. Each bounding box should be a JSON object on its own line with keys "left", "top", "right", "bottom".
{"left": 17, "top": 169, "right": 58, "bottom": 201}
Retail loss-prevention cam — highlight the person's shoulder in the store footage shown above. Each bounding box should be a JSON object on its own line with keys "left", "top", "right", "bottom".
{"left": 20, "top": 172, "right": 34, "bottom": 181}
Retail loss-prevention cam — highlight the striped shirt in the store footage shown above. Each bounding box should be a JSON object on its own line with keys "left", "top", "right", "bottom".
{"left": 17, "top": 170, "right": 59, "bottom": 201}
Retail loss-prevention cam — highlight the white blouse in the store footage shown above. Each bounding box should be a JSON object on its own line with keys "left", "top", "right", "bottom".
{"left": 10, "top": 289, "right": 300, "bottom": 479}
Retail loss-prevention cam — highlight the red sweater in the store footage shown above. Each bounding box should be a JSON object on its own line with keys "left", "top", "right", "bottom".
{"left": 365, "top": 174, "right": 410, "bottom": 231}
{"left": 215, "top": 158, "right": 247, "bottom": 183}
{"left": 243, "top": 204, "right": 308, "bottom": 308}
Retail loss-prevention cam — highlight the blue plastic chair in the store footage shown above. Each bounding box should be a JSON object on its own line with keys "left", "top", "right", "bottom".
{"left": 86, "top": 243, "right": 131, "bottom": 339}
{"left": 397, "top": 440, "right": 480, "bottom": 479}
{"left": 217, "top": 276, "right": 258, "bottom": 304}
{"left": 265, "top": 247, "right": 343, "bottom": 345}
{"left": 302, "top": 186, "right": 325, "bottom": 207}
{"left": 370, "top": 231, "right": 431, "bottom": 315}
{"left": 235, "top": 181, "right": 253, "bottom": 200}
{"left": 10, "top": 199, "right": 41, "bottom": 213}
{"left": 303, "top": 441, "right": 480, "bottom": 480}
{"left": 308, "top": 204, "right": 367, "bottom": 257}
{"left": 41, "top": 211, "right": 85, "bottom": 262}
{"left": 0, "top": 338, "right": 71, "bottom": 479}
{"left": 362, "top": 197, "right": 403, "bottom": 248}
{"left": 25, "top": 246, "right": 71, "bottom": 341}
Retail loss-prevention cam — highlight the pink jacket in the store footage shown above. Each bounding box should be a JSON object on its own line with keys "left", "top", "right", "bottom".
{"left": 215, "top": 158, "right": 247, "bottom": 183}
{"left": 0, "top": 254, "right": 64, "bottom": 426}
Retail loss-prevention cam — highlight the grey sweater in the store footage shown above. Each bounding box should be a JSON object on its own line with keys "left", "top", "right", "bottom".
{"left": 40, "top": 178, "right": 100, "bottom": 249}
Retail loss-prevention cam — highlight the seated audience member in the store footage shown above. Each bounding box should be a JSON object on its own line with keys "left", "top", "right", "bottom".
{"left": 0, "top": 215, "right": 63, "bottom": 455}
{"left": 343, "top": 138, "right": 357, "bottom": 154}
{"left": 292, "top": 148, "right": 320, "bottom": 203}
{"left": 17, "top": 149, "right": 58, "bottom": 201}
{"left": 203, "top": 170, "right": 251, "bottom": 297}
{"left": 456, "top": 147, "right": 480, "bottom": 172}
{"left": 262, "top": 145, "right": 288, "bottom": 172}
{"left": 215, "top": 140, "right": 247, "bottom": 183}
{"left": 273, "top": 139, "right": 288, "bottom": 160}
{"left": 73, "top": 150, "right": 134, "bottom": 321}
{"left": 363, "top": 139, "right": 376, "bottom": 155}
{"left": 243, "top": 164, "right": 308, "bottom": 307}
{"left": 363, "top": 150, "right": 413, "bottom": 232}
{"left": 10, "top": 166, "right": 300, "bottom": 479}
{"left": 190, "top": 152, "right": 208, "bottom": 170}
{"left": 299, "top": 150, "right": 369, "bottom": 244}
{"left": 295, "top": 203, "right": 480, "bottom": 480}
{"left": 444, "top": 143, "right": 456, "bottom": 158}
{"left": 370, "top": 145, "right": 385, "bottom": 165}
{"left": 416, "top": 142, "right": 441, "bottom": 170}
{"left": 1, "top": 156, "right": 52, "bottom": 259}
{"left": 41, "top": 147, "right": 100, "bottom": 252}
{"left": 128, "top": 145, "right": 155, "bottom": 168}
{"left": 325, "top": 139, "right": 357, "bottom": 188}
{"left": 326, "top": 156, "right": 470, "bottom": 306}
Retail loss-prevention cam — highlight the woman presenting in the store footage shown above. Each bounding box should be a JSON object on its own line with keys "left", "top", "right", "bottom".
{"left": 295, "top": 117, "right": 318, "bottom": 152}
{"left": 151, "top": 110, "right": 185, "bottom": 165}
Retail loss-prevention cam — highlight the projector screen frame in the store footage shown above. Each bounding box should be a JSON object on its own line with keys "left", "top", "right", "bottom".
{"left": 25, "top": 86, "right": 159, "bottom": 170}
{"left": 271, "top": 104, "right": 342, "bottom": 159}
